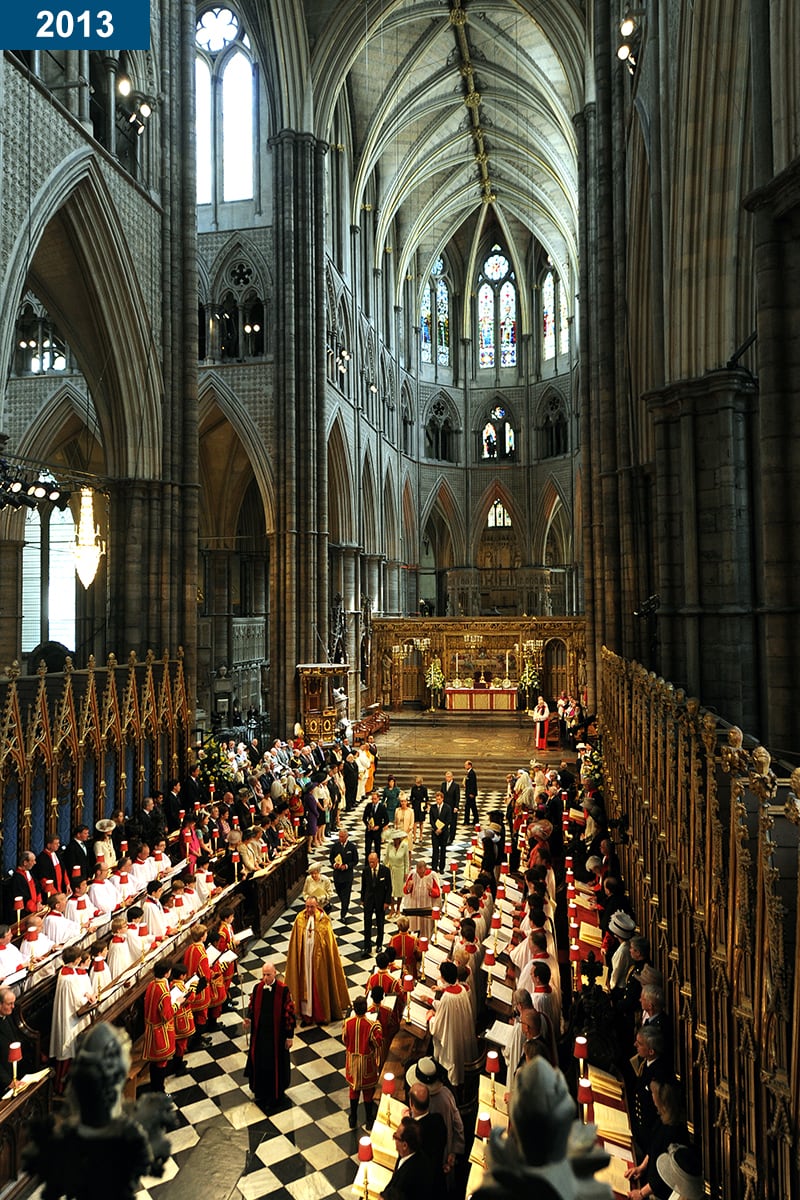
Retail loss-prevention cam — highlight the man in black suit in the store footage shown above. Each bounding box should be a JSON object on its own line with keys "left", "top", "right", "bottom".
{"left": 630, "top": 1025, "right": 674, "bottom": 1152}
{"left": 330, "top": 828, "right": 359, "bottom": 919}
{"left": 428, "top": 792, "right": 452, "bottom": 873}
{"left": 0, "top": 988, "right": 34, "bottom": 1089}
{"left": 361, "top": 852, "right": 392, "bottom": 954}
{"left": 441, "top": 771, "right": 460, "bottom": 842}
{"left": 362, "top": 793, "right": 388, "bottom": 857}
{"left": 61, "top": 825, "right": 93, "bottom": 886}
{"left": 407, "top": 1083, "right": 447, "bottom": 1189}
{"left": 463, "top": 761, "right": 479, "bottom": 827}
{"left": 342, "top": 753, "right": 359, "bottom": 811}
{"left": 183, "top": 763, "right": 204, "bottom": 812}
{"left": 639, "top": 982, "right": 673, "bottom": 1065}
{"left": 382, "top": 1116, "right": 433, "bottom": 1200}
{"left": 164, "top": 779, "right": 183, "bottom": 832}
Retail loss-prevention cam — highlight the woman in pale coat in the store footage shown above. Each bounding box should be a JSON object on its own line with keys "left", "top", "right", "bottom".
{"left": 384, "top": 830, "right": 410, "bottom": 915}
{"left": 393, "top": 793, "right": 414, "bottom": 838}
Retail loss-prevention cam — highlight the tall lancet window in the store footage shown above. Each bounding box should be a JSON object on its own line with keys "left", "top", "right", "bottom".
{"left": 477, "top": 245, "right": 517, "bottom": 369}
{"left": 419, "top": 257, "right": 451, "bottom": 368}
{"left": 195, "top": 7, "right": 255, "bottom": 208}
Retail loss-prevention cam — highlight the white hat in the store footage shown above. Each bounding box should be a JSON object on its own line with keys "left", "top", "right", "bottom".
{"left": 95, "top": 819, "right": 115, "bottom": 834}
{"left": 405, "top": 1056, "right": 443, "bottom": 1094}
{"left": 656, "top": 1145, "right": 704, "bottom": 1200}
{"left": 608, "top": 911, "right": 636, "bottom": 939}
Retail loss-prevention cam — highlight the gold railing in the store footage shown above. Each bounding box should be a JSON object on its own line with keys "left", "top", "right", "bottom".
{"left": 0, "top": 650, "right": 191, "bottom": 871}
{"left": 600, "top": 648, "right": 800, "bottom": 1200}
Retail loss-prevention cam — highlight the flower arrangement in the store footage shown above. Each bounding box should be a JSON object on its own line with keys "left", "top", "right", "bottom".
{"left": 519, "top": 661, "right": 540, "bottom": 691}
{"left": 195, "top": 738, "right": 236, "bottom": 791}
{"left": 425, "top": 657, "right": 445, "bottom": 691}
{"left": 580, "top": 747, "right": 604, "bottom": 790}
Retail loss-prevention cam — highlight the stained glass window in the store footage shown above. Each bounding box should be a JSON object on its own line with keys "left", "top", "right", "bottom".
{"left": 420, "top": 262, "right": 451, "bottom": 367}
{"left": 505, "top": 424, "right": 515, "bottom": 455}
{"left": 196, "top": 7, "right": 240, "bottom": 53}
{"left": 420, "top": 282, "right": 432, "bottom": 364}
{"left": 488, "top": 500, "right": 511, "bottom": 528}
{"left": 559, "top": 284, "right": 569, "bottom": 356}
{"left": 478, "top": 246, "right": 516, "bottom": 370}
{"left": 484, "top": 247, "right": 509, "bottom": 282}
{"left": 482, "top": 422, "right": 497, "bottom": 458}
{"left": 500, "top": 280, "right": 517, "bottom": 367}
{"left": 491, "top": 405, "right": 505, "bottom": 420}
{"left": 479, "top": 283, "right": 495, "bottom": 368}
{"left": 436, "top": 278, "right": 449, "bottom": 366}
{"left": 542, "top": 270, "right": 555, "bottom": 361}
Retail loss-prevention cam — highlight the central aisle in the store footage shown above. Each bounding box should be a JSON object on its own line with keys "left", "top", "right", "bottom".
{"left": 135, "top": 715, "right": 543, "bottom": 1200}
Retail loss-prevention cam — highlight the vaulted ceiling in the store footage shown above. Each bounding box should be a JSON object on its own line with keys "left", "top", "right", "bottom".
{"left": 309, "top": 0, "right": 588, "bottom": 289}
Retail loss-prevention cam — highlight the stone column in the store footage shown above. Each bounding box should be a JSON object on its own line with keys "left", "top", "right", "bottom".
{"left": 646, "top": 370, "right": 758, "bottom": 727}
{"left": 270, "top": 130, "right": 329, "bottom": 734}
{"left": 0, "top": 536, "right": 23, "bottom": 665}
{"left": 743, "top": 164, "right": 800, "bottom": 746}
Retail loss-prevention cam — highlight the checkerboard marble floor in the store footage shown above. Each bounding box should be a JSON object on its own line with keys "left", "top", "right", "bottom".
{"left": 132, "top": 783, "right": 515, "bottom": 1200}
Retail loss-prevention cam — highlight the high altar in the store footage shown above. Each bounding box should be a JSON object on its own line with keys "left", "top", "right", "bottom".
{"left": 369, "top": 618, "right": 586, "bottom": 710}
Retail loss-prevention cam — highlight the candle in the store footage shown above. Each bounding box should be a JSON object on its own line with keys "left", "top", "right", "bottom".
{"left": 455, "top": 652, "right": 459, "bottom": 675}
{"left": 578, "top": 1077, "right": 594, "bottom": 1123}
{"left": 574, "top": 1035, "right": 588, "bottom": 1077}
{"left": 505, "top": 650, "right": 509, "bottom": 676}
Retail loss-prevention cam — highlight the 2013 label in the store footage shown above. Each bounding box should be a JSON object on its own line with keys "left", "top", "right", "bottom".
{"left": 37, "top": 10, "right": 114, "bottom": 39}
{"left": 1, "top": 3, "right": 150, "bottom": 49}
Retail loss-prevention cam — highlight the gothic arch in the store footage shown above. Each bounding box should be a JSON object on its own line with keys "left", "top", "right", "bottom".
{"left": 421, "top": 477, "right": 464, "bottom": 567}
{"left": 245, "top": 0, "right": 309, "bottom": 132}
{"left": 534, "top": 478, "right": 573, "bottom": 566}
{"left": 361, "top": 449, "right": 379, "bottom": 555}
{"left": 208, "top": 236, "right": 272, "bottom": 299}
{"left": 15, "top": 379, "right": 97, "bottom": 466}
{"left": 0, "top": 149, "right": 162, "bottom": 478}
{"left": 198, "top": 259, "right": 212, "bottom": 307}
{"left": 197, "top": 373, "right": 275, "bottom": 537}
{"left": 401, "top": 476, "right": 418, "bottom": 564}
{"left": 326, "top": 413, "right": 354, "bottom": 546}
{"left": 537, "top": 385, "right": 570, "bottom": 459}
{"left": 382, "top": 467, "right": 400, "bottom": 561}
{"left": 469, "top": 482, "right": 523, "bottom": 560}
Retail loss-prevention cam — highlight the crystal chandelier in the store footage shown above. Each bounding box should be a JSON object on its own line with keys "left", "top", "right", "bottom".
{"left": 73, "top": 487, "right": 106, "bottom": 588}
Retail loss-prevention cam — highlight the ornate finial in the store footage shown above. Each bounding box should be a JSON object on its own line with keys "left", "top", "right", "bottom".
{"left": 449, "top": 5, "right": 467, "bottom": 27}
{"left": 64, "top": 656, "right": 74, "bottom": 675}
{"left": 128, "top": 651, "right": 137, "bottom": 668}
{"left": 7, "top": 660, "right": 20, "bottom": 682}
{"left": 107, "top": 653, "right": 117, "bottom": 669}
{"left": 38, "top": 658, "right": 48, "bottom": 678}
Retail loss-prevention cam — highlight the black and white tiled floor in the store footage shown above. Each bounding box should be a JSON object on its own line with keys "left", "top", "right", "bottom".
{"left": 132, "top": 772, "right": 530, "bottom": 1200}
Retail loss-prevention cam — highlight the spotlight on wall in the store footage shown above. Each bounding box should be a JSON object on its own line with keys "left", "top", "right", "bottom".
{"left": 617, "top": 9, "right": 644, "bottom": 73}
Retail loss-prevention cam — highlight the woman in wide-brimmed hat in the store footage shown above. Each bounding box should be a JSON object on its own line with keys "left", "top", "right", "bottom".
{"left": 93, "top": 818, "right": 118, "bottom": 871}
{"left": 654, "top": 1143, "right": 704, "bottom": 1200}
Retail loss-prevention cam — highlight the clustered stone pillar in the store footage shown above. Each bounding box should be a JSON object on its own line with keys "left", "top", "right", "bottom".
{"left": 645, "top": 370, "right": 758, "bottom": 728}
{"left": 270, "top": 131, "right": 329, "bottom": 735}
